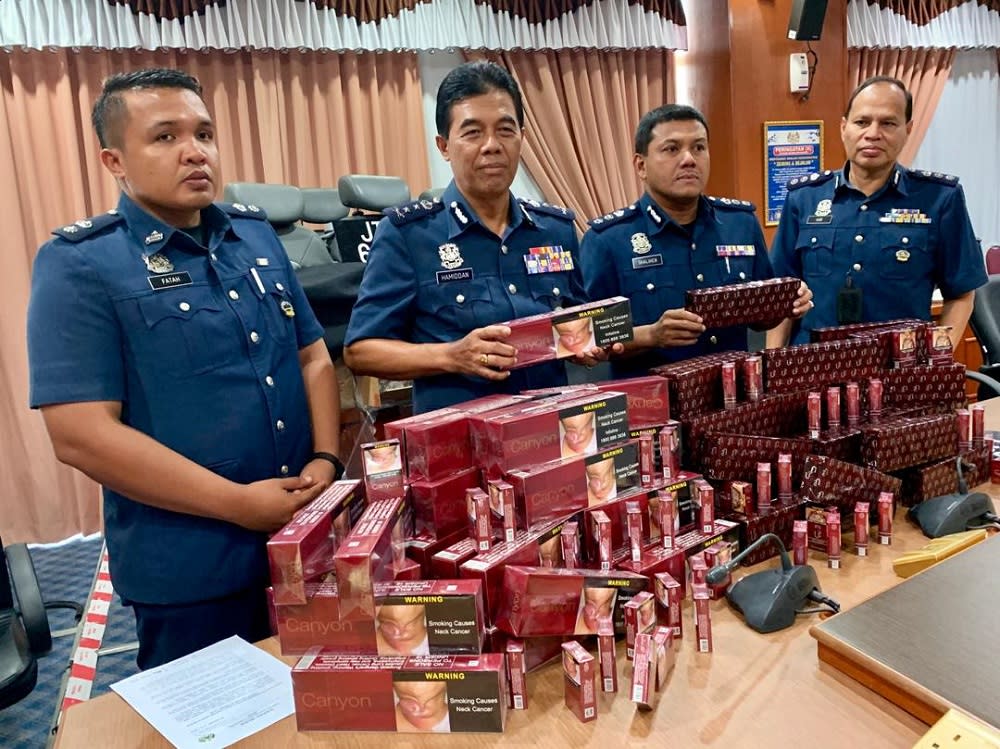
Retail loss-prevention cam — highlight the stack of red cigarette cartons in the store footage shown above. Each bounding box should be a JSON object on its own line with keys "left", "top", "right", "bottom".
{"left": 762, "top": 337, "right": 883, "bottom": 395}
{"left": 894, "top": 446, "right": 990, "bottom": 506}
{"left": 799, "top": 455, "right": 904, "bottom": 513}
{"left": 860, "top": 413, "right": 958, "bottom": 472}
{"left": 292, "top": 652, "right": 507, "bottom": 733}
{"left": 593, "top": 376, "right": 670, "bottom": 426}
{"left": 881, "top": 363, "right": 967, "bottom": 414}
{"left": 684, "top": 277, "right": 800, "bottom": 329}
{"left": 268, "top": 480, "right": 367, "bottom": 606}
{"left": 651, "top": 351, "right": 753, "bottom": 420}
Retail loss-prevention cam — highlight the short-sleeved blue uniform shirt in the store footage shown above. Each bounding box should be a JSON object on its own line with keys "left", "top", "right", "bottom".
{"left": 344, "top": 181, "right": 587, "bottom": 413}
{"left": 27, "top": 193, "right": 324, "bottom": 605}
{"left": 770, "top": 165, "right": 987, "bottom": 344}
{"left": 580, "top": 192, "right": 774, "bottom": 377}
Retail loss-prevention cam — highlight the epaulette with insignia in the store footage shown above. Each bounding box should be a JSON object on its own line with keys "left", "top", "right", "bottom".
{"left": 587, "top": 203, "right": 640, "bottom": 232}
{"left": 51, "top": 210, "right": 124, "bottom": 242}
{"left": 518, "top": 198, "right": 576, "bottom": 221}
{"left": 706, "top": 195, "right": 756, "bottom": 212}
{"left": 908, "top": 168, "right": 959, "bottom": 186}
{"left": 222, "top": 202, "right": 268, "bottom": 219}
{"left": 787, "top": 170, "right": 835, "bottom": 190}
{"left": 384, "top": 198, "right": 444, "bottom": 226}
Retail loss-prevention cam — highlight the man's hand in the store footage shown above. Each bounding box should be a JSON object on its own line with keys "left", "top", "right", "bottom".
{"left": 569, "top": 342, "right": 626, "bottom": 369}
{"left": 445, "top": 325, "right": 516, "bottom": 381}
{"left": 791, "top": 281, "right": 814, "bottom": 319}
{"left": 647, "top": 309, "right": 706, "bottom": 348}
{"left": 298, "top": 458, "right": 338, "bottom": 495}
{"left": 237, "top": 477, "right": 327, "bottom": 533}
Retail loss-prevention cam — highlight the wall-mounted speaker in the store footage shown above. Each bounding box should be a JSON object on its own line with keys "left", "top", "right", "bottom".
{"left": 787, "top": 0, "right": 829, "bottom": 41}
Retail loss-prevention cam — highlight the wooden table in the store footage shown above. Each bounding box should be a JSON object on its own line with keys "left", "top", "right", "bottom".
{"left": 53, "top": 399, "right": 1000, "bottom": 748}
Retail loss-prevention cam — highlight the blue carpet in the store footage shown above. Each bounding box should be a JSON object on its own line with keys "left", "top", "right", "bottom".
{"left": 0, "top": 535, "right": 139, "bottom": 749}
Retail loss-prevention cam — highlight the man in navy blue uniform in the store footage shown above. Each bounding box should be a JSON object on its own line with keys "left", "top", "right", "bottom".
{"left": 580, "top": 104, "right": 812, "bottom": 377}
{"left": 344, "top": 62, "right": 608, "bottom": 414}
{"left": 767, "top": 77, "right": 987, "bottom": 347}
{"left": 27, "top": 69, "right": 343, "bottom": 668}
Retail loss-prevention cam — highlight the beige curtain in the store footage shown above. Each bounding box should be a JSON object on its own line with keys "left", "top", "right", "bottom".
{"left": 848, "top": 47, "right": 956, "bottom": 166}
{"left": 0, "top": 48, "right": 429, "bottom": 544}
{"left": 469, "top": 49, "right": 674, "bottom": 231}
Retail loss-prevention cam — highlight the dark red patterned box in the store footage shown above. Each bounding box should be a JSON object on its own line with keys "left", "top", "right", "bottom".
{"left": 722, "top": 497, "right": 805, "bottom": 567}
{"left": 810, "top": 318, "right": 928, "bottom": 345}
{"left": 762, "top": 338, "right": 883, "bottom": 395}
{"left": 684, "top": 277, "right": 800, "bottom": 329}
{"left": 848, "top": 322, "right": 931, "bottom": 369}
{"left": 799, "top": 454, "right": 902, "bottom": 512}
{"left": 650, "top": 351, "right": 752, "bottom": 420}
{"left": 894, "top": 446, "right": 990, "bottom": 507}
{"left": 882, "top": 363, "right": 967, "bottom": 413}
{"left": 860, "top": 414, "right": 958, "bottom": 473}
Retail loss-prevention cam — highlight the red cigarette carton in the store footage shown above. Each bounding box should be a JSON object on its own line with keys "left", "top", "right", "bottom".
{"left": 410, "top": 467, "right": 480, "bottom": 540}
{"left": 653, "top": 571, "right": 683, "bottom": 638}
{"left": 826, "top": 509, "right": 841, "bottom": 569}
{"left": 626, "top": 501, "right": 644, "bottom": 562}
{"left": 652, "top": 625, "right": 676, "bottom": 691}
{"left": 927, "top": 325, "right": 954, "bottom": 366}
{"left": 562, "top": 640, "right": 597, "bottom": 723}
{"left": 878, "top": 491, "right": 894, "bottom": 545}
{"left": 486, "top": 479, "right": 517, "bottom": 543}
{"left": 972, "top": 404, "right": 985, "bottom": 448}
{"left": 496, "top": 566, "right": 650, "bottom": 638}
{"left": 792, "top": 520, "right": 808, "bottom": 566}
{"left": 469, "top": 490, "right": 493, "bottom": 553}
{"left": 384, "top": 410, "right": 471, "bottom": 482}
{"left": 395, "top": 557, "right": 421, "bottom": 581}
{"left": 846, "top": 381, "right": 861, "bottom": 427}
{"left": 688, "top": 552, "right": 708, "bottom": 589}
{"left": 624, "top": 590, "right": 657, "bottom": 660}
{"left": 472, "top": 390, "right": 631, "bottom": 479}
{"left": 268, "top": 480, "right": 366, "bottom": 605}
{"left": 652, "top": 351, "right": 753, "bottom": 419}
{"left": 684, "top": 277, "right": 800, "bottom": 329}
{"left": 639, "top": 433, "right": 655, "bottom": 487}
{"left": 763, "top": 337, "right": 883, "bottom": 395}
{"left": 692, "top": 583, "right": 713, "bottom": 653}
{"left": 854, "top": 502, "right": 870, "bottom": 556}
{"left": 592, "top": 510, "right": 613, "bottom": 570}
{"left": 405, "top": 527, "right": 467, "bottom": 579}
{"left": 596, "top": 615, "right": 618, "bottom": 693}
{"left": 659, "top": 423, "right": 681, "bottom": 480}
{"left": 743, "top": 355, "right": 763, "bottom": 402}
{"left": 696, "top": 480, "right": 715, "bottom": 533}
{"left": 703, "top": 540, "right": 735, "bottom": 599}
{"left": 808, "top": 392, "right": 822, "bottom": 439}
{"left": 561, "top": 521, "right": 581, "bottom": 569}
{"left": 502, "top": 297, "right": 633, "bottom": 369}
{"left": 361, "top": 439, "right": 405, "bottom": 501}
{"left": 506, "top": 640, "right": 528, "bottom": 709}
{"left": 372, "top": 579, "right": 487, "bottom": 656}
{"left": 721, "top": 480, "right": 754, "bottom": 515}
{"left": 508, "top": 440, "right": 641, "bottom": 529}
{"left": 594, "top": 375, "right": 671, "bottom": 426}
{"left": 721, "top": 361, "right": 737, "bottom": 409}
{"left": 274, "top": 581, "right": 376, "bottom": 655}
{"left": 756, "top": 462, "right": 773, "bottom": 511}
{"left": 291, "top": 652, "right": 507, "bottom": 733}
{"left": 777, "top": 453, "right": 793, "bottom": 501}
{"left": 430, "top": 537, "right": 478, "bottom": 580}
{"left": 958, "top": 408, "right": 972, "bottom": 451}
{"left": 333, "top": 496, "right": 408, "bottom": 620}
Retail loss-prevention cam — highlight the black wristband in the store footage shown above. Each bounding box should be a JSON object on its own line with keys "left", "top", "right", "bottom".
{"left": 311, "top": 451, "right": 345, "bottom": 480}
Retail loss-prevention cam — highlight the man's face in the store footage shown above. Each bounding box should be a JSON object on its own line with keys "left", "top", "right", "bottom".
{"left": 395, "top": 680, "right": 448, "bottom": 729}
{"left": 635, "top": 119, "right": 710, "bottom": 204}
{"left": 377, "top": 605, "right": 427, "bottom": 654}
{"left": 841, "top": 82, "right": 912, "bottom": 174}
{"left": 100, "top": 87, "right": 219, "bottom": 227}
{"left": 586, "top": 458, "right": 616, "bottom": 504}
{"left": 554, "top": 317, "right": 593, "bottom": 355}
{"left": 561, "top": 412, "right": 596, "bottom": 455}
{"left": 435, "top": 90, "right": 522, "bottom": 204}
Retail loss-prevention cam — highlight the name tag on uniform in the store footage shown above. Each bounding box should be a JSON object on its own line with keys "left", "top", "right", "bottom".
{"left": 715, "top": 245, "right": 756, "bottom": 257}
{"left": 806, "top": 215, "right": 833, "bottom": 224}
{"left": 524, "top": 245, "right": 574, "bottom": 274}
{"left": 632, "top": 255, "right": 663, "bottom": 269}
{"left": 147, "top": 272, "right": 193, "bottom": 291}
{"left": 436, "top": 267, "right": 474, "bottom": 284}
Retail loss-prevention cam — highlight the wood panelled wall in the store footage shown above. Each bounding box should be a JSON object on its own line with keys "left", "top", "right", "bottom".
{"left": 683, "top": 0, "right": 850, "bottom": 243}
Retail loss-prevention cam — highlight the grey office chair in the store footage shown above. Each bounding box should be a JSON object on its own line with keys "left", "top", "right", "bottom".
{"left": 968, "top": 275, "right": 1000, "bottom": 400}
{"left": 223, "top": 183, "right": 334, "bottom": 270}
{"left": 301, "top": 188, "right": 349, "bottom": 261}
{"left": 337, "top": 175, "right": 411, "bottom": 213}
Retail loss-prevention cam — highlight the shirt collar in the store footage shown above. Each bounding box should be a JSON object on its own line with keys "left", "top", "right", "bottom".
{"left": 641, "top": 192, "right": 713, "bottom": 235}
{"left": 116, "top": 192, "right": 233, "bottom": 257}
{"left": 837, "top": 162, "right": 909, "bottom": 198}
{"left": 442, "top": 180, "right": 522, "bottom": 240}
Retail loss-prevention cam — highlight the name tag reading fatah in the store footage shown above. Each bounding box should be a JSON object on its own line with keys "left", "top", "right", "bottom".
{"left": 148, "top": 272, "right": 193, "bottom": 291}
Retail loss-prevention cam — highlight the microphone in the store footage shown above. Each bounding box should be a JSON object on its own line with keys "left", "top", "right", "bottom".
{"left": 706, "top": 533, "right": 791, "bottom": 585}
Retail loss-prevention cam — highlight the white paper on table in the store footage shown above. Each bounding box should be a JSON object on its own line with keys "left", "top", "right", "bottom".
{"left": 110, "top": 635, "right": 294, "bottom": 749}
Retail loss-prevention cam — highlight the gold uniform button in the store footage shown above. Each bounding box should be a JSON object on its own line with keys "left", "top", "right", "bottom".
{"left": 228, "top": 290, "right": 239, "bottom": 301}
{"left": 178, "top": 302, "right": 191, "bottom": 312}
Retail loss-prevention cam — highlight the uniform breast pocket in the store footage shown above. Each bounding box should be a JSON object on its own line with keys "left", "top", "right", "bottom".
{"left": 136, "top": 290, "right": 241, "bottom": 377}
{"left": 527, "top": 271, "right": 572, "bottom": 311}
{"left": 880, "top": 228, "right": 931, "bottom": 281}
{"left": 798, "top": 230, "right": 836, "bottom": 278}
{"left": 421, "top": 278, "right": 495, "bottom": 334}
{"left": 252, "top": 269, "right": 297, "bottom": 345}
{"left": 622, "top": 265, "right": 679, "bottom": 325}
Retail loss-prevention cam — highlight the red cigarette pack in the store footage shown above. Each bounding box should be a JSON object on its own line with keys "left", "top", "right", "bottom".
{"left": 653, "top": 571, "right": 683, "bottom": 638}
{"left": 562, "top": 640, "right": 598, "bottom": 723}
{"left": 792, "top": 520, "right": 808, "bottom": 565}
{"left": 292, "top": 652, "right": 507, "bottom": 733}
{"left": 692, "top": 584, "right": 713, "bottom": 653}
{"left": 703, "top": 540, "right": 735, "bottom": 599}
{"left": 410, "top": 467, "right": 480, "bottom": 540}
{"left": 405, "top": 527, "right": 468, "bottom": 579}
{"left": 630, "top": 632, "right": 656, "bottom": 710}
{"left": 623, "top": 590, "right": 656, "bottom": 659}
{"left": 361, "top": 440, "right": 406, "bottom": 501}
{"left": 652, "top": 625, "right": 676, "bottom": 691}
{"left": 487, "top": 479, "right": 517, "bottom": 543}
{"left": 384, "top": 410, "right": 471, "bottom": 482}
{"left": 596, "top": 615, "right": 617, "bottom": 693}
{"left": 878, "top": 491, "right": 894, "bottom": 545}
{"left": 594, "top": 375, "right": 670, "bottom": 426}
{"left": 854, "top": 502, "right": 870, "bottom": 556}
{"left": 506, "top": 640, "right": 528, "bottom": 709}
{"left": 826, "top": 509, "right": 841, "bottom": 569}
{"left": 430, "top": 537, "right": 478, "bottom": 579}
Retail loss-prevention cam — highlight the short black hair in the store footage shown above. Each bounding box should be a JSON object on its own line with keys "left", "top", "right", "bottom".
{"left": 845, "top": 76, "right": 912, "bottom": 123}
{"left": 634, "top": 104, "right": 710, "bottom": 155}
{"left": 435, "top": 61, "right": 524, "bottom": 138}
{"left": 92, "top": 68, "right": 203, "bottom": 148}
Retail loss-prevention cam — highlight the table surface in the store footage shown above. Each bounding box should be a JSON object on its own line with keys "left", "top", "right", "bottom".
{"left": 52, "top": 399, "right": 1000, "bottom": 749}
